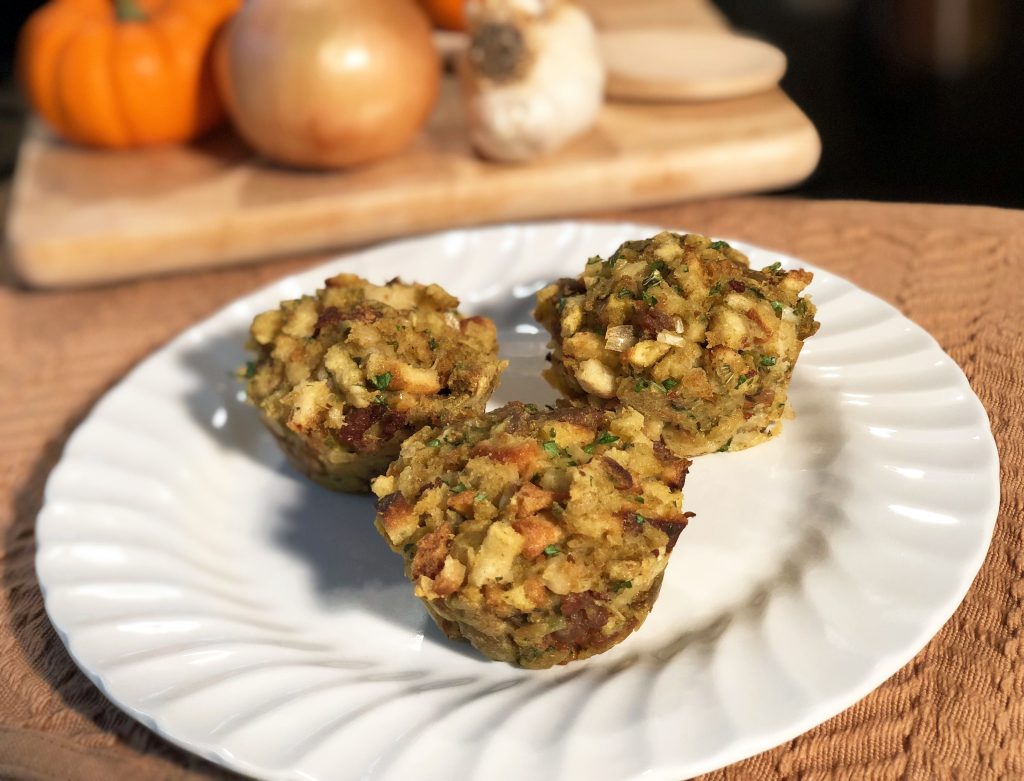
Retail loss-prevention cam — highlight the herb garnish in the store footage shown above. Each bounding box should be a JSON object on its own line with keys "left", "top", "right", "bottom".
{"left": 583, "top": 431, "right": 619, "bottom": 454}
{"left": 372, "top": 372, "right": 392, "bottom": 390}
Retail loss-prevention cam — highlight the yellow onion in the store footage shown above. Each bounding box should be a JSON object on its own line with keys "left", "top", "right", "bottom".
{"left": 216, "top": 0, "right": 441, "bottom": 169}
{"left": 604, "top": 325, "right": 637, "bottom": 352}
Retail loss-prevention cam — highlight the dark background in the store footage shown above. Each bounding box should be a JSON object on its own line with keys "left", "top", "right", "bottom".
{"left": 2, "top": 0, "right": 1022, "bottom": 207}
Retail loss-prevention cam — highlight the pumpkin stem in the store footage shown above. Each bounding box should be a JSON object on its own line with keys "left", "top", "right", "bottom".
{"left": 114, "top": 0, "right": 147, "bottom": 22}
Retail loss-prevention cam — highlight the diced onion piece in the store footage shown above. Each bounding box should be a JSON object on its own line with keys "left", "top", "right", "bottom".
{"left": 604, "top": 325, "right": 637, "bottom": 352}
{"left": 656, "top": 331, "right": 687, "bottom": 346}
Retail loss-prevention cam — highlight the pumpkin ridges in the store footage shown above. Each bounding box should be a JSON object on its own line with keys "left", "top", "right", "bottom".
{"left": 16, "top": 3, "right": 86, "bottom": 139}
{"left": 152, "top": 1, "right": 238, "bottom": 136}
{"left": 150, "top": 12, "right": 213, "bottom": 137}
{"left": 58, "top": 22, "right": 133, "bottom": 147}
{"left": 112, "top": 22, "right": 174, "bottom": 144}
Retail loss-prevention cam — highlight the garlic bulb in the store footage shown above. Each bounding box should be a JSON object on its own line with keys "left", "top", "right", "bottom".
{"left": 460, "top": 0, "right": 605, "bottom": 162}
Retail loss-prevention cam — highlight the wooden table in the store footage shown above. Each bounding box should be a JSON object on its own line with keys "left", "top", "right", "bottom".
{"left": 1, "top": 198, "right": 1021, "bottom": 780}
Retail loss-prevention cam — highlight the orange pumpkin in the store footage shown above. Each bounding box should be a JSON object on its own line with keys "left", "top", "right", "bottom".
{"left": 418, "top": 0, "right": 466, "bottom": 31}
{"left": 17, "top": 0, "right": 240, "bottom": 148}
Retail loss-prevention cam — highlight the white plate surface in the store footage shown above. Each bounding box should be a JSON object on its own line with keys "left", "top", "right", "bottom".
{"left": 36, "top": 222, "right": 999, "bottom": 781}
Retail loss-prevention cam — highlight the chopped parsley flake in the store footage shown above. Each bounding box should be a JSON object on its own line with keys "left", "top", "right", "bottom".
{"left": 542, "top": 441, "right": 561, "bottom": 457}
{"left": 426, "top": 438, "right": 441, "bottom": 448}
{"left": 372, "top": 372, "right": 392, "bottom": 390}
{"left": 475, "top": 492, "right": 488, "bottom": 502}
{"left": 243, "top": 361, "right": 256, "bottom": 378}
{"left": 760, "top": 356, "right": 777, "bottom": 367}
{"left": 766, "top": 261, "right": 783, "bottom": 273}
{"left": 771, "top": 300, "right": 784, "bottom": 315}
{"left": 635, "top": 496, "right": 645, "bottom": 504}
{"left": 634, "top": 378, "right": 651, "bottom": 392}
{"left": 709, "top": 282, "right": 723, "bottom": 296}
{"left": 661, "top": 378, "right": 679, "bottom": 390}
{"left": 717, "top": 438, "right": 733, "bottom": 452}
{"left": 556, "top": 297, "right": 568, "bottom": 313}
{"left": 543, "top": 545, "right": 561, "bottom": 557}
{"left": 451, "top": 482, "right": 467, "bottom": 493}
{"left": 525, "top": 403, "right": 539, "bottom": 413}
{"left": 709, "top": 240, "right": 731, "bottom": 250}
{"left": 642, "top": 292, "right": 658, "bottom": 307}
{"left": 617, "top": 288, "right": 634, "bottom": 299}
{"left": 428, "top": 337, "right": 438, "bottom": 350}
{"left": 583, "top": 431, "right": 619, "bottom": 454}
{"left": 612, "top": 580, "right": 633, "bottom": 592}
{"left": 735, "top": 375, "right": 749, "bottom": 389}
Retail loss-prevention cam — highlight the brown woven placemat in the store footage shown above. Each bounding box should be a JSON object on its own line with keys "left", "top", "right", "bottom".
{"left": 1, "top": 198, "right": 1021, "bottom": 780}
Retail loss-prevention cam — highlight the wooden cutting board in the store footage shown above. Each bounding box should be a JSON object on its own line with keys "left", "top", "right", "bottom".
{"left": 4, "top": 1, "right": 819, "bottom": 288}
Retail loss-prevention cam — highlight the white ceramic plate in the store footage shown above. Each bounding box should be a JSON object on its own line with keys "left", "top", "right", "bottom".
{"left": 36, "top": 222, "right": 999, "bottom": 781}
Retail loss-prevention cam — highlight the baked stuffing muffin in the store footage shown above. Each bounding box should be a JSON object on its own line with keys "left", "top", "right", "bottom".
{"left": 534, "top": 232, "right": 819, "bottom": 456}
{"left": 246, "top": 274, "right": 507, "bottom": 493}
{"left": 372, "top": 401, "right": 692, "bottom": 668}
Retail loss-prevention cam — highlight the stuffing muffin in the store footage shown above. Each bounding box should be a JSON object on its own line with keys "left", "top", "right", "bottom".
{"left": 372, "top": 401, "right": 693, "bottom": 668}
{"left": 246, "top": 274, "right": 507, "bottom": 493}
{"left": 534, "top": 232, "right": 820, "bottom": 456}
